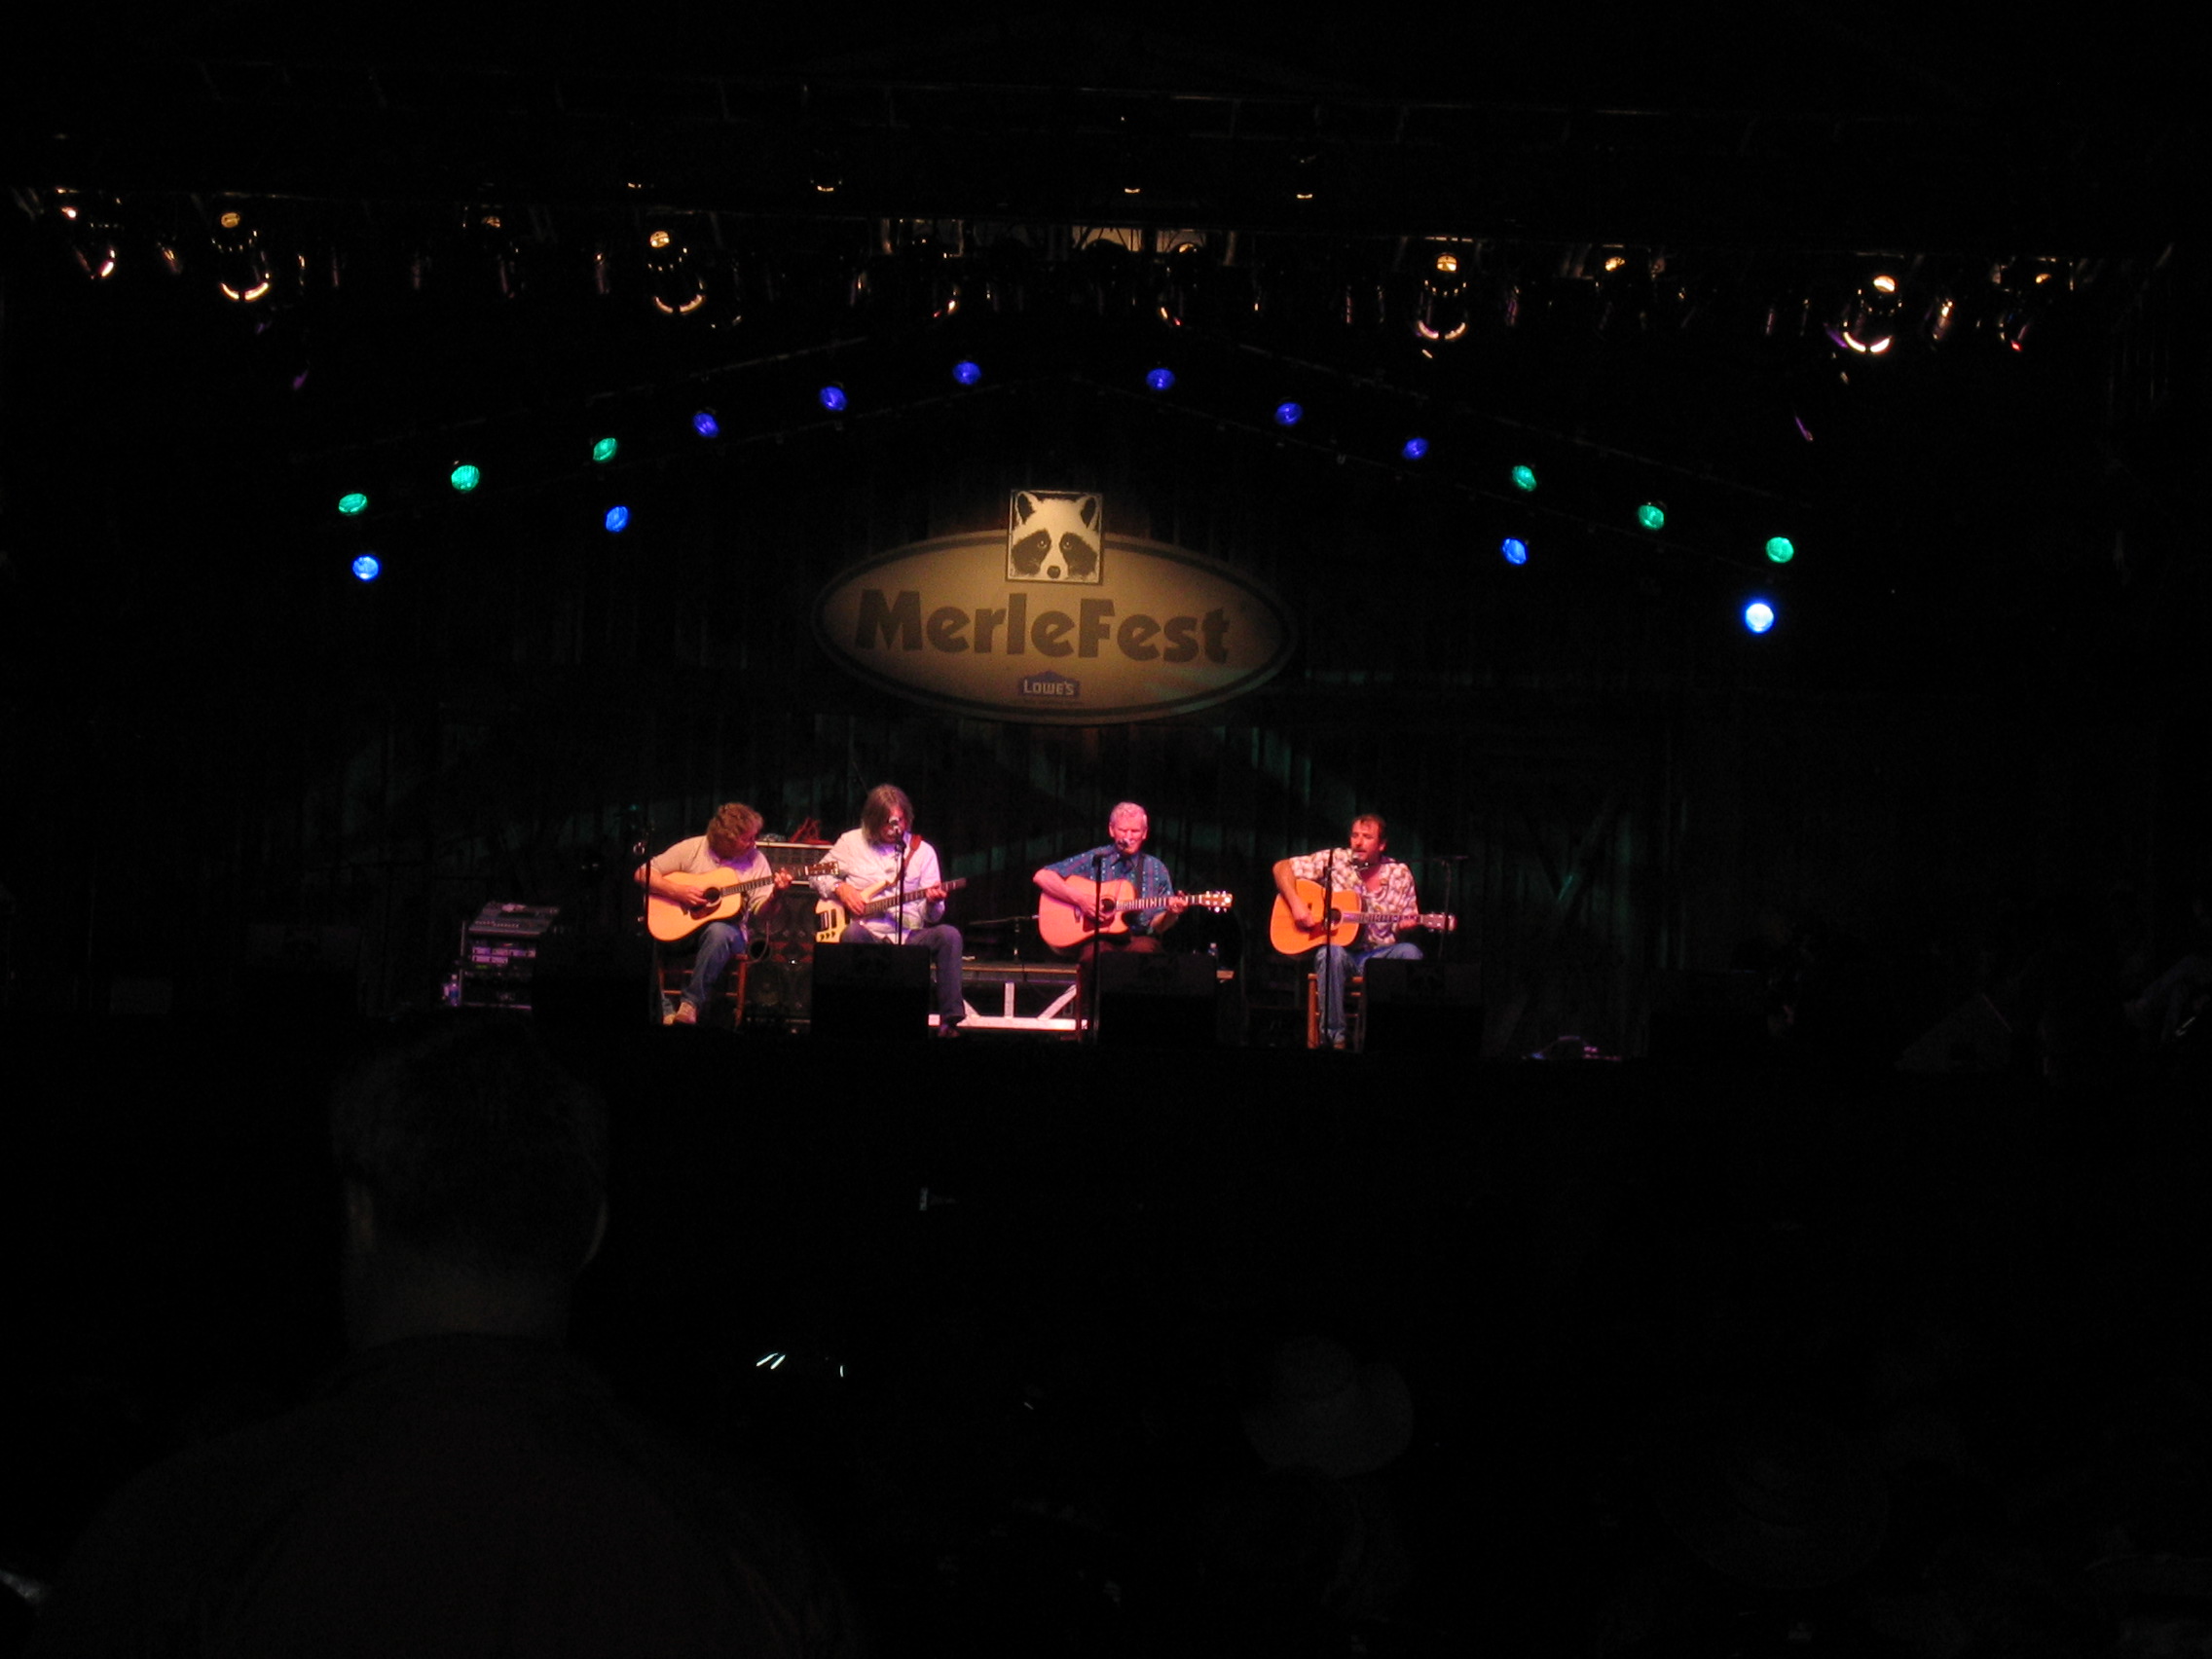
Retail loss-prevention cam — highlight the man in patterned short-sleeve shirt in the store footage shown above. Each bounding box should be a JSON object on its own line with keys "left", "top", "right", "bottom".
{"left": 1272, "top": 813, "right": 1428, "bottom": 1049}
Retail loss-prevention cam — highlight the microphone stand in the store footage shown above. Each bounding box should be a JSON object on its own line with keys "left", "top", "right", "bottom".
{"left": 1087, "top": 850, "right": 1108, "bottom": 1040}
{"left": 1322, "top": 846, "right": 1346, "bottom": 1049}
{"left": 894, "top": 831, "right": 912, "bottom": 945}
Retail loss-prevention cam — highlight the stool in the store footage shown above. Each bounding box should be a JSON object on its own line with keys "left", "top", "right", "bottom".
{"left": 1304, "top": 970, "right": 1364, "bottom": 1050}
{"left": 657, "top": 951, "right": 750, "bottom": 1026}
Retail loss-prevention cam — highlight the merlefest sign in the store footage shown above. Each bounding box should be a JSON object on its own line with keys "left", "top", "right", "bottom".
{"left": 814, "top": 492, "right": 1296, "bottom": 724}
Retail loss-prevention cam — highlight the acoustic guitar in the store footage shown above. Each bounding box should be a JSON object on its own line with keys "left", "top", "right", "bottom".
{"left": 647, "top": 862, "right": 834, "bottom": 943}
{"left": 1036, "top": 877, "right": 1235, "bottom": 951}
{"left": 1269, "top": 877, "right": 1456, "bottom": 955}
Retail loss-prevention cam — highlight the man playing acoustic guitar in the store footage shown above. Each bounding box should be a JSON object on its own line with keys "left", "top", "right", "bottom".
{"left": 1034, "top": 802, "right": 1191, "bottom": 1029}
{"left": 1272, "top": 813, "right": 1429, "bottom": 1050}
{"left": 635, "top": 801, "right": 793, "bottom": 1026}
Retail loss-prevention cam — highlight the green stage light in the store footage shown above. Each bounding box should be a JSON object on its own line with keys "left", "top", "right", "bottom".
{"left": 1511, "top": 465, "right": 1537, "bottom": 493}
{"left": 450, "top": 463, "right": 482, "bottom": 493}
{"left": 1637, "top": 501, "right": 1666, "bottom": 532}
{"left": 338, "top": 492, "right": 368, "bottom": 516}
{"left": 1765, "top": 535, "right": 1796, "bottom": 564}
{"left": 591, "top": 436, "right": 619, "bottom": 463}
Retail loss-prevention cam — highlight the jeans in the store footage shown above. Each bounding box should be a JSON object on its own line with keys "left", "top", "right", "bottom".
{"left": 681, "top": 920, "right": 748, "bottom": 1016}
{"left": 1315, "top": 941, "right": 1422, "bottom": 1045}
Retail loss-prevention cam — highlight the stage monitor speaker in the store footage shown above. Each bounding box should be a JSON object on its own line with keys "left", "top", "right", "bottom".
{"left": 1646, "top": 969, "right": 1769, "bottom": 1064}
{"left": 812, "top": 941, "right": 932, "bottom": 1042}
{"left": 1096, "top": 950, "right": 1218, "bottom": 1049}
{"left": 1360, "top": 959, "right": 1482, "bottom": 1053}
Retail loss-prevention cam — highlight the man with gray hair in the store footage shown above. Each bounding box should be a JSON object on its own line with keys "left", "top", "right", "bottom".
{"left": 1034, "top": 801, "right": 1190, "bottom": 1030}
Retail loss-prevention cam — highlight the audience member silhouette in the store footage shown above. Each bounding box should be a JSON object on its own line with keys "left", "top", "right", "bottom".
{"left": 25, "top": 1016, "right": 859, "bottom": 1658}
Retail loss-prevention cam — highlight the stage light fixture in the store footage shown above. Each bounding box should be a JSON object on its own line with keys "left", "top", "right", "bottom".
{"left": 338, "top": 492, "right": 369, "bottom": 516}
{"left": 54, "top": 190, "right": 121, "bottom": 280}
{"left": 211, "top": 204, "right": 272, "bottom": 303}
{"left": 1146, "top": 367, "right": 1177, "bottom": 391}
{"left": 1745, "top": 601, "right": 1776, "bottom": 634}
{"left": 645, "top": 224, "right": 707, "bottom": 316}
{"left": 1765, "top": 536, "right": 1796, "bottom": 564}
{"left": 1637, "top": 501, "right": 1667, "bottom": 532}
{"left": 1401, "top": 437, "right": 1430, "bottom": 461}
{"left": 1501, "top": 537, "right": 1530, "bottom": 566}
{"left": 952, "top": 360, "right": 982, "bottom": 386}
{"left": 351, "top": 554, "right": 381, "bottom": 582}
{"left": 605, "top": 505, "right": 631, "bottom": 534}
{"left": 819, "top": 385, "right": 848, "bottom": 413}
{"left": 450, "top": 463, "right": 482, "bottom": 493}
{"left": 1273, "top": 401, "right": 1304, "bottom": 426}
{"left": 692, "top": 410, "right": 720, "bottom": 438}
{"left": 591, "top": 436, "right": 619, "bottom": 463}
{"left": 1511, "top": 465, "right": 1537, "bottom": 493}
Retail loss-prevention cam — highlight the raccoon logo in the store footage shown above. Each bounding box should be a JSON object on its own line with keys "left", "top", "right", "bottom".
{"left": 1008, "top": 491, "right": 1102, "bottom": 584}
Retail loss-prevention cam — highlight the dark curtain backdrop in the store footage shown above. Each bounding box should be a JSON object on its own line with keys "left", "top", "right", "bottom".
{"left": 6, "top": 368, "right": 2153, "bottom": 1055}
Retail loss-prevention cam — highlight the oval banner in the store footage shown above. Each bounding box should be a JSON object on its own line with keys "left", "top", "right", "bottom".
{"left": 814, "top": 517, "right": 1296, "bottom": 724}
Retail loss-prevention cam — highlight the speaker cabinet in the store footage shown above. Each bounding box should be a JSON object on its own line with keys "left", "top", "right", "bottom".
{"left": 811, "top": 941, "right": 933, "bottom": 1042}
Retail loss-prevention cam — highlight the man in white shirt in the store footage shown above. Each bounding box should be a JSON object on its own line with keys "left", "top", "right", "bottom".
{"left": 811, "top": 783, "right": 966, "bottom": 1036}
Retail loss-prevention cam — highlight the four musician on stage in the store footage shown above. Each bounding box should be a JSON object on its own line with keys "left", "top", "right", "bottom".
{"left": 645, "top": 793, "right": 1452, "bottom": 1046}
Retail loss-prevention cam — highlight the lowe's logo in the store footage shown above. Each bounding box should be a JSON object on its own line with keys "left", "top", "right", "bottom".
{"left": 1020, "top": 671, "right": 1080, "bottom": 700}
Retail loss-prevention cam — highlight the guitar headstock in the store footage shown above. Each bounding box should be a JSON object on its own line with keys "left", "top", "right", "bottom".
{"left": 1189, "top": 891, "right": 1235, "bottom": 912}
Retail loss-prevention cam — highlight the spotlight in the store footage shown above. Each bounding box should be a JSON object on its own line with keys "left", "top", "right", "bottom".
{"left": 818, "top": 385, "right": 848, "bottom": 413}
{"left": 1764, "top": 536, "right": 1796, "bottom": 564}
{"left": 1401, "top": 437, "right": 1430, "bottom": 461}
{"left": 1511, "top": 465, "right": 1538, "bottom": 493}
{"left": 1414, "top": 245, "right": 1472, "bottom": 344}
{"left": 1744, "top": 601, "right": 1776, "bottom": 634}
{"left": 692, "top": 410, "right": 720, "bottom": 438}
{"left": 591, "top": 436, "right": 619, "bottom": 463}
{"left": 952, "top": 360, "right": 982, "bottom": 387}
{"left": 645, "top": 223, "right": 706, "bottom": 315}
{"left": 351, "top": 554, "right": 382, "bottom": 582}
{"left": 338, "top": 492, "right": 369, "bottom": 517}
{"left": 1501, "top": 537, "right": 1530, "bottom": 566}
{"left": 1273, "top": 401, "right": 1304, "bottom": 426}
{"left": 1145, "top": 367, "right": 1177, "bottom": 392}
{"left": 54, "top": 190, "right": 121, "bottom": 280}
{"left": 212, "top": 203, "right": 271, "bottom": 303}
{"left": 605, "top": 505, "right": 631, "bottom": 534}
{"left": 1636, "top": 501, "right": 1667, "bottom": 532}
{"left": 450, "top": 463, "right": 482, "bottom": 493}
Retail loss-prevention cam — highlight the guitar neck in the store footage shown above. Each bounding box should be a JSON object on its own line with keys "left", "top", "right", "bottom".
{"left": 856, "top": 876, "right": 965, "bottom": 917}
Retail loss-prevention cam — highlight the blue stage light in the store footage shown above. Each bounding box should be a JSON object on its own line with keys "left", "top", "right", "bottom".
{"left": 1146, "top": 367, "right": 1176, "bottom": 392}
{"left": 692, "top": 411, "right": 719, "bottom": 438}
{"left": 952, "top": 360, "right": 981, "bottom": 386}
{"left": 1273, "top": 401, "right": 1304, "bottom": 426}
{"left": 1745, "top": 600, "right": 1776, "bottom": 634}
{"left": 1501, "top": 537, "right": 1529, "bottom": 566}
{"left": 818, "top": 385, "right": 847, "bottom": 413}
{"left": 605, "top": 505, "right": 631, "bottom": 534}
{"left": 351, "top": 554, "right": 381, "bottom": 582}
{"left": 1401, "top": 437, "right": 1429, "bottom": 461}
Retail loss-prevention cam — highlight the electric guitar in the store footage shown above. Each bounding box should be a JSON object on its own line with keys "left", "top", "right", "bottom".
{"left": 1269, "top": 877, "right": 1456, "bottom": 955}
{"left": 647, "top": 862, "right": 834, "bottom": 943}
{"left": 815, "top": 875, "right": 971, "bottom": 944}
{"left": 1036, "top": 877, "right": 1235, "bottom": 951}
